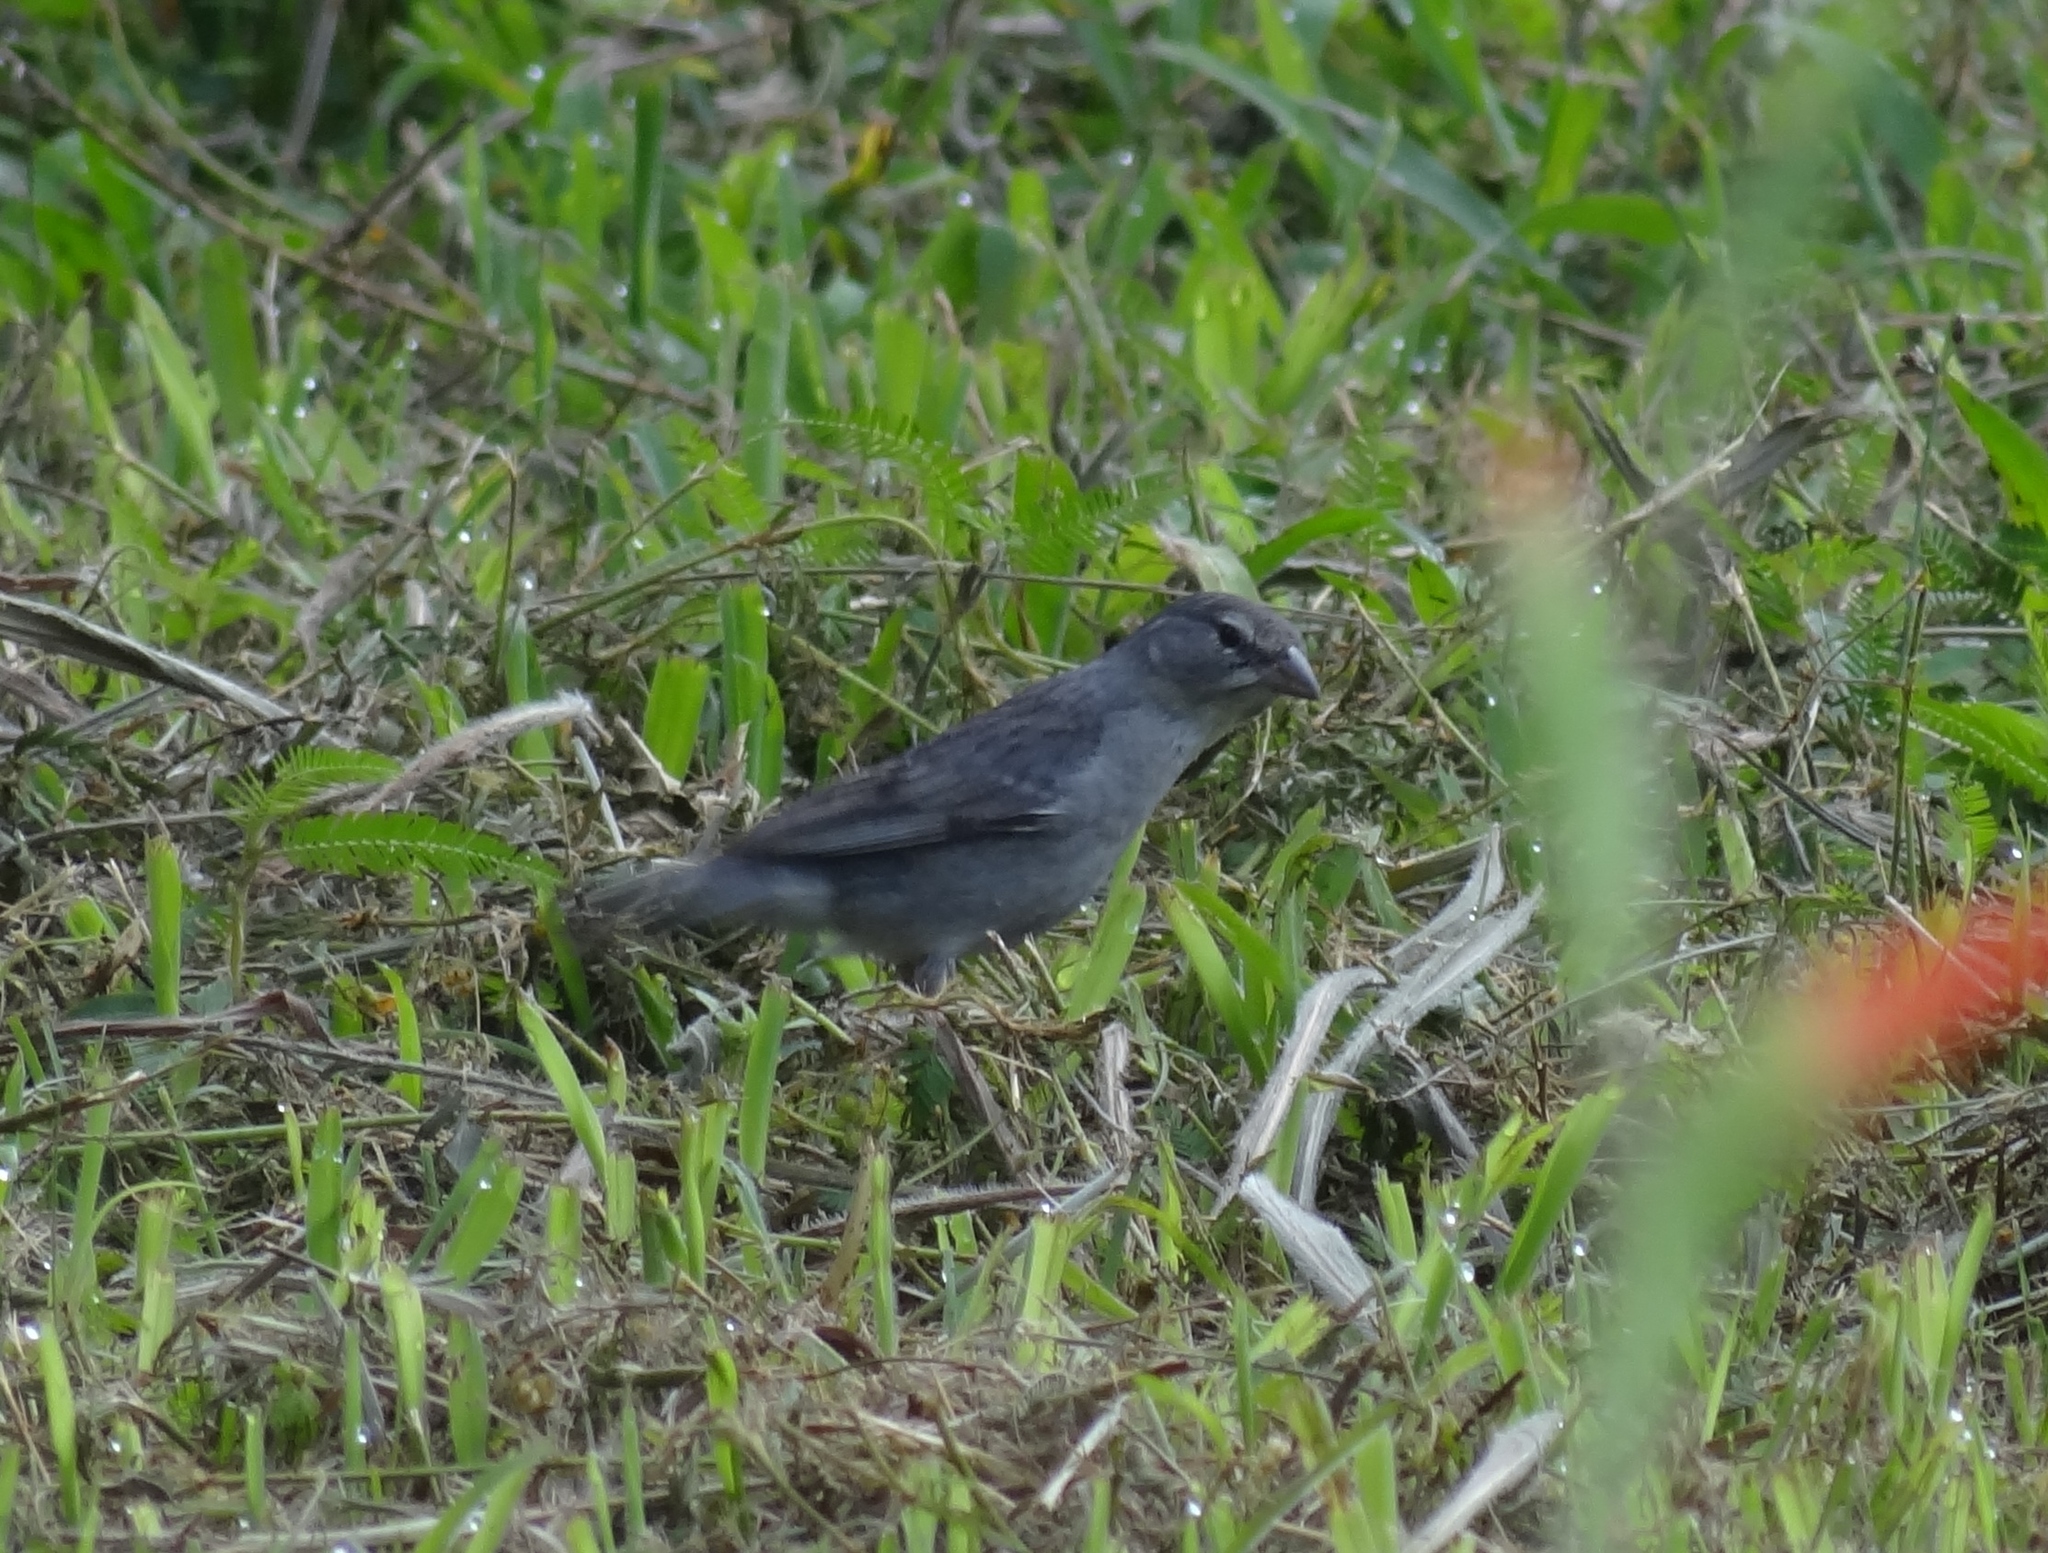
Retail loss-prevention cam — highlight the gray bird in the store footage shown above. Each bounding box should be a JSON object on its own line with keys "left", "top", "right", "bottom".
{"left": 582, "top": 591, "right": 1319, "bottom": 991}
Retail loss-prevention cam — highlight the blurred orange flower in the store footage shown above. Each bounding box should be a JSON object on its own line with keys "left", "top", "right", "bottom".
{"left": 1798, "top": 891, "right": 2047, "bottom": 1097}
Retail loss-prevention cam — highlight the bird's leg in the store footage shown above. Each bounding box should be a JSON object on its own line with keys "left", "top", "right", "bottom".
{"left": 908, "top": 953, "right": 955, "bottom": 995}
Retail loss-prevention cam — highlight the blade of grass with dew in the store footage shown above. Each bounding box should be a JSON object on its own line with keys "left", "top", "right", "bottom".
{"left": 1164, "top": 886, "right": 1262, "bottom": 1074}
{"left": 413, "top": 1443, "right": 549, "bottom": 1553}
{"left": 1016, "top": 1211, "right": 1071, "bottom": 1373}
{"left": 435, "top": 1157, "right": 525, "bottom": 1286}
{"left": 1066, "top": 838, "right": 1148, "bottom": 1020}
{"left": 642, "top": 654, "right": 711, "bottom": 781}
{"left": 242, "top": 1404, "right": 267, "bottom": 1524}
{"left": 1497, "top": 1085, "right": 1620, "bottom": 1295}
{"left": 606, "top": 1141, "right": 638, "bottom": 1245}
{"left": 536, "top": 888, "right": 593, "bottom": 1032}
{"left": 198, "top": 237, "right": 262, "bottom": 440}
{"left": 58, "top": 1096, "right": 111, "bottom": 1313}
{"left": 705, "top": 1346, "right": 745, "bottom": 1500}
{"left": 381, "top": 1259, "right": 431, "bottom": 1459}
{"left": 0, "top": 1443, "right": 20, "bottom": 1547}
{"left": 677, "top": 1103, "right": 723, "bottom": 1286}
{"left": 411, "top": 1134, "right": 505, "bottom": 1272}
{"left": 580, "top": 1452, "right": 616, "bottom": 1553}
{"left": 379, "top": 967, "right": 423, "bottom": 1110}
{"left": 868, "top": 1149, "right": 897, "bottom": 1358}
{"left": 627, "top": 81, "right": 665, "bottom": 327}
{"left": 742, "top": 274, "right": 791, "bottom": 502}
{"left": 639, "top": 1188, "right": 684, "bottom": 1289}
{"left": 341, "top": 1319, "right": 369, "bottom": 1474}
{"left": 1947, "top": 377, "right": 2048, "bottom": 528}
{"left": 629, "top": 967, "right": 685, "bottom": 1071}
{"left": 546, "top": 1181, "right": 584, "bottom": 1305}
{"left": 130, "top": 283, "right": 225, "bottom": 506}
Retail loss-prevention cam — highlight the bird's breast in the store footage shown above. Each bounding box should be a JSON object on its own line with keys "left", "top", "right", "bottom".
{"left": 1060, "top": 704, "right": 1210, "bottom": 839}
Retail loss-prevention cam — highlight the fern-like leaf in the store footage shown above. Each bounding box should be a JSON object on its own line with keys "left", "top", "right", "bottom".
{"left": 1949, "top": 777, "right": 1998, "bottom": 857}
{"left": 1076, "top": 471, "right": 1177, "bottom": 533}
{"left": 1333, "top": 434, "right": 1418, "bottom": 515}
{"left": 228, "top": 748, "right": 403, "bottom": 826}
{"left": 269, "top": 749, "right": 403, "bottom": 815}
{"left": 1830, "top": 429, "right": 1892, "bottom": 528}
{"left": 282, "top": 813, "right": 559, "bottom": 887}
{"left": 1018, "top": 472, "right": 1179, "bottom": 576}
{"left": 797, "top": 412, "right": 981, "bottom": 529}
{"left": 1912, "top": 699, "right": 2048, "bottom": 801}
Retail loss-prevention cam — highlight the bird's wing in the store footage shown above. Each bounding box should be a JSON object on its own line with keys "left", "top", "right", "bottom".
{"left": 731, "top": 681, "right": 1098, "bottom": 861}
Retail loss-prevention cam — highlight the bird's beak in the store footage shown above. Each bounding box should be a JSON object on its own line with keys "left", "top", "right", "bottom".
{"left": 1264, "top": 645, "right": 1320, "bottom": 700}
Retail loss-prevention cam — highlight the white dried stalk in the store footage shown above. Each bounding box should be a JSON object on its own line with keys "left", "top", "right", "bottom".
{"left": 1293, "top": 889, "right": 1542, "bottom": 1205}
{"left": 1035, "top": 1396, "right": 1127, "bottom": 1510}
{"left": 1239, "top": 1173, "right": 1377, "bottom": 1334}
{"left": 1219, "top": 834, "right": 1528, "bottom": 1211}
{"left": 1217, "top": 965, "right": 1382, "bottom": 1210}
{"left": 1096, "top": 1018, "right": 1137, "bottom": 1159}
{"left": 572, "top": 733, "right": 627, "bottom": 853}
{"left": 1324, "top": 887, "right": 1542, "bottom": 1082}
{"left": 1051, "top": 1158, "right": 1132, "bottom": 1222}
{"left": 1388, "top": 825, "right": 1507, "bottom": 974}
{"left": 1400, "top": 1408, "right": 1561, "bottom": 1553}
{"left": 351, "top": 691, "right": 599, "bottom": 811}
{"left": 611, "top": 713, "right": 688, "bottom": 799}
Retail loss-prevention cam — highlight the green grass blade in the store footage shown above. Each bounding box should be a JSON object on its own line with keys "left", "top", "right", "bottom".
{"left": 198, "top": 237, "right": 262, "bottom": 441}
{"left": 1497, "top": 1086, "right": 1620, "bottom": 1295}
{"left": 39, "top": 1316, "right": 79, "bottom": 1524}
{"left": 145, "top": 834, "right": 181, "bottom": 1017}
{"left": 738, "top": 983, "right": 789, "bottom": 1180}
{"left": 130, "top": 282, "right": 225, "bottom": 504}
{"left": 628, "top": 83, "right": 666, "bottom": 327}
{"left": 642, "top": 655, "right": 711, "bottom": 781}
{"left": 435, "top": 1156, "right": 525, "bottom": 1286}
{"left": 516, "top": 991, "right": 607, "bottom": 1169}
{"left": 741, "top": 274, "right": 792, "bottom": 502}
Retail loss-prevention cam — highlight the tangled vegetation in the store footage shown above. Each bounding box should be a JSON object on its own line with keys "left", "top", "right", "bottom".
{"left": 3, "top": 0, "right": 2048, "bottom": 1547}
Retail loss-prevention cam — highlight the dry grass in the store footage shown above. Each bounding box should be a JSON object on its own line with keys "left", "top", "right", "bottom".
{"left": 5, "top": 0, "right": 2048, "bottom": 1549}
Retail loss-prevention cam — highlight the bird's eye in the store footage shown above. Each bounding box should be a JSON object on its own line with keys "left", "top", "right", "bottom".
{"left": 1214, "top": 616, "right": 1252, "bottom": 651}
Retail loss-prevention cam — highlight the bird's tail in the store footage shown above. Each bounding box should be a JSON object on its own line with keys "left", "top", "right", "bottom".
{"left": 573, "top": 854, "right": 802, "bottom": 953}
{"left": 578, "top": 858, "right": 722, "bottom": 932}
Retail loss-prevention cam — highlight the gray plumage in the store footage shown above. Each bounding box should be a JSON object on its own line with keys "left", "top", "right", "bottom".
{"left": 581, "top": 591, "right": 1319, "bottom": 991}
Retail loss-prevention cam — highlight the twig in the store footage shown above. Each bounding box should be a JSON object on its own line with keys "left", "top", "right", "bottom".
{"left": 280, "top": 0, "right": 346, "bottom": 169}
{"left": 347, "top": 691, "right": 599, "bottom": 812}
{"left": 311, "top": 108, "right": 486, "bottom": 262}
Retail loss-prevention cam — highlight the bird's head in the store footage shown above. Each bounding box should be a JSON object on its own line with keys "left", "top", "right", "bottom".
{"left": 1120, "top": 592, "right": 1320, "bottom": 732}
